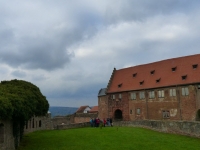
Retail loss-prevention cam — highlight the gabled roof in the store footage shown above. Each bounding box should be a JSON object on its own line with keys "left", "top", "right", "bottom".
{"left": 98, "top": 88, "right": 107, "bottom": 96}
{"left": 107, "top": 54, "right": 200, "bottom": 93}
{"left": 76, "top": 105, "right": 90, "bottom": 113}
{"left": 89, "top": 106, "right": 98, "bottom": 113}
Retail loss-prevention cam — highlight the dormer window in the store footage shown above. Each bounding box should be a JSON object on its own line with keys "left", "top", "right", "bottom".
{"left": 182, "top": 75, "right": 187, "bottom": 80}
{"left": 140, "top": 81, "right": 144, "bottom": 85}
{"left": 133, "top": 73, "right": 137, "bottom": 77}
{"left": 118, "top": 83, "right": 122, "bottom": 88}
{"left": 156, "top": 78, "right": 161, "bottom": 83}
{"left": 171, "top": 67, "right": 177, "bottom": 72}
{"left": 193, "top": 64, "right": 198, "bottom": 69}
{"left": 150, "top": 70, "right": 155, "bottom": 75}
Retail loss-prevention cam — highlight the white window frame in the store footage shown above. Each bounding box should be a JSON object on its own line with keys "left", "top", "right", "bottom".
{"left": 131, "top": 92, "right": 136, "bottom": 100}
{"left": 169, "top": 89, "right": 176, "bottom": 97}
{"left": 139, "top": 91, "right": 145, "bottom": 99}
{"left": 119, "top": 94, "right": 122, "bottom": 99}
{"left": 136, "top": 108, "right": 141, "bottom": 115}
{"left": 112, "top": 94, "right": 115, "bottom": 99}
{"left": 182, "top": 87, "right": 189, "bottom": 96}
{"left": 149, "top": 91, "right": 155, "bottom": 99}
{"left": 158, "top": 90, "right": 164, "bottom": 98}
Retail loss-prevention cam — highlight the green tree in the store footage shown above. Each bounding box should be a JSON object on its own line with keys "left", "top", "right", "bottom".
{"left": 0, "top": 79, "right": 49, "bottom": 148}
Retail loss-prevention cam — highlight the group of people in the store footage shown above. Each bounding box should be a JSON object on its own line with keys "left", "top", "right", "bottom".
{"left": 90, "top": 117, "right": 113, "bottom": 127}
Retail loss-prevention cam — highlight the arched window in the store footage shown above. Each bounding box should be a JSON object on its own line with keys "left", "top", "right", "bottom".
{"left": 114, "top": 109, "right": 123, "bottom": 120}
{"left": 0, "top": 123, "right": 4, "bottom": 143}
{"left": 32, "top": 119, "right": 34, "bottom": 128}
{"left": 39, "top": 120, "right": 42, "bottom": 127}
{"left": 196, "top": 109, "right": 200, "bottom": 121}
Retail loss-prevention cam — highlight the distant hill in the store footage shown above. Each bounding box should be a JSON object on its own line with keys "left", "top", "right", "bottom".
{"left": 49, "top": 106, "right": 78, "bottom": 118}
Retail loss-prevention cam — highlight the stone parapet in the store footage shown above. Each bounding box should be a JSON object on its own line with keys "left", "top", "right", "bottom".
{"left": 57, "top": 122, "right": 90, "bottom": 130}
{"left": 113, "top": 120, "right": 200, "bottom": 138}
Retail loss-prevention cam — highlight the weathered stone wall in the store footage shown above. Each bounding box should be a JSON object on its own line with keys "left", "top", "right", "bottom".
{"left": 51, "top": 116, "right": 71, "bottom": 129}
{"left": 74, "top": 113, "right": 98, "bottom": 123}
{"left": 0, "top": 120, "right": 15, "bottom": 150}
{"left": 114, "top": 120, "right": 200, "bottom": 138}
{"left": 24, "top": 113, "right": 53, "bottom": 134}
{"left": 98, "top": 95, "right": 108, "bottom": 119}
{"left": 57, "top": 122, "right": 90, "bottom": 130}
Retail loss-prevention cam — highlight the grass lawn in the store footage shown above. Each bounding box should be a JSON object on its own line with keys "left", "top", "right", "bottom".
{"left": 17, "top": 127, "right": 200, "bottom": 150}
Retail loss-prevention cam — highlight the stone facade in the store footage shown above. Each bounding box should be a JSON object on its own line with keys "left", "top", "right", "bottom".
{"left": 0, "top": 120, "right": 15, "bottom": 150}
{"left": 0, "top": 112, "right": 53, "bottom": 150}
{"left": 24, "top": 113, "right": 53, "bottom": 134}
{"left": 98, "top": 95, "right": 108, "bottom": 119}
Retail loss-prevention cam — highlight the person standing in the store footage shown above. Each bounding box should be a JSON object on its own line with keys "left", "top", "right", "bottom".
{"left": 110, "top": 118, "right": 113, "bottom": 127}
{"left": 103, "top": 118, "right": 106, "bottom": 127}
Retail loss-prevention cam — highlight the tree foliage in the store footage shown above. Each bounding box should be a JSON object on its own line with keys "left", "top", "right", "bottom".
{"left": 0, "top": 79, "right": 49, "bottom": 121}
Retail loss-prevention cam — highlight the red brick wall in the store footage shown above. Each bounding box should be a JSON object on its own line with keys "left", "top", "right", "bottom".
{"left": 103, "top": 85, "right": 200, "bottom": 121}
{"left": 107, "top": 92, "right": 130, "bottom": 121}
{"left": 180, "top": 85, "right": 197, "bottom": 121}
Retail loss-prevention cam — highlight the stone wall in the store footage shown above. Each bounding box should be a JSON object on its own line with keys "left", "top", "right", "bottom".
{"left": 51, "top": 116, "right": 71, "bottom": 129}
{"left": 57, "top": 122, "right": 90, "bottom": 130}
{"left": 0, "top": 120, "right": 15, "bottom": 150}
{"left": 24, "top": 113, "right": 53, "bottom": 134}
{"left": 74, "top": 113, "right": 98, "bottom": 123}
{"left": 113, "top": 120, "right": 200, "bottom": 138}
{"left": 98, "top": 95, "right": 109, "bottom": 119}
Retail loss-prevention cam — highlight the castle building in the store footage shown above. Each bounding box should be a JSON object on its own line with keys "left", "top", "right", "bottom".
{"left": 98, "top": 54, "right": 200, "bottom": 121}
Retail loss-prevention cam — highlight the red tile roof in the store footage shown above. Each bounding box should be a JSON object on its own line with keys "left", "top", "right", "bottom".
{"left": 107, "top": 54, "right": 200, "bottom": 93}
{"left": 89, "top": 106, "right": 98, "bottom": 113}
{"left": 76, "top": 105, "right": 90, "bottom": 113}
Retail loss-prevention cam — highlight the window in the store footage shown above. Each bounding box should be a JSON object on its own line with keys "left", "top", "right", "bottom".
{"left": 39, "top": 120, "right": 42, "bottom": 127}
{"left": 130, "top": 109, "right": 132, "bottom": 114}
{"left": 136, "top": 108, "right": 141, "bottom": 115}
{"left": 0, "top": 123, "right": 4, "bottom": 143}
{"left": 140, "top": 80, "right": 144, "bottom": 85}
{"left": 149, "top": 91, "right": 155, "bottom": 99}
{"left": 130, "top": 92, "right": 136, "bottom": 100}
{"left": 112, "top": 95, "right": 115, "bottom": 99}
{"left": 118, "top": 84, "right": 122, "bottom": 88}
{"left": 182, "top": 87, "right": 189, "bottom": 96}
{"left": 162, "top": 110, "right": 170, "bottom": 118}
{"left": 171, "top": 67, "right": 177, "bottom": 72}
{"left": 156, "top": 78, "right": 161, "bottom": 83}
{"left": 133, "top": 73, "right": 137, "bottom": 77}
{"left": 150, "top": 70, "right": 155, "bottom": 75}
{"left": 193, "top": 64, "right": 198, "bottom": 69}
{"left": 158, "top": 90, "right": 164, "bottom": 98}
{"left": 139, "top": 91, "right": 145, "bottom": 99}
{"left": 169, "top": 89, "right": 176, "bottom": 97}
{"left": 32, "top": 119, "right": 34, "bottom": 128}
{"left": 119, "top": 94, "right": 122, "bottom": 99}
{"left": 25, "top": 121, "right": 28, "bottom": 129}
{"left": 182, "top": 75, "right": 187, "bottom": 80}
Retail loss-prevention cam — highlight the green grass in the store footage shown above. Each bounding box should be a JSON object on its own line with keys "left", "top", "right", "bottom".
{"left": 17, "top": 127, "right": 200, "bottom": 150}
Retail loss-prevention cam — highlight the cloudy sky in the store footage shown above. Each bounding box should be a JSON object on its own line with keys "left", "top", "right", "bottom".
{"left": 1, "top": 0, "right": 200, "bottom": 107}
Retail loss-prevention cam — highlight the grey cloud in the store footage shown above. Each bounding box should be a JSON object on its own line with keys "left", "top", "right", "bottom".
{"left": 11, "top": 70, "right": 26, "bottom": 78}
{"left": 104, "top": 0, "right": 200, "bottom": 24}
